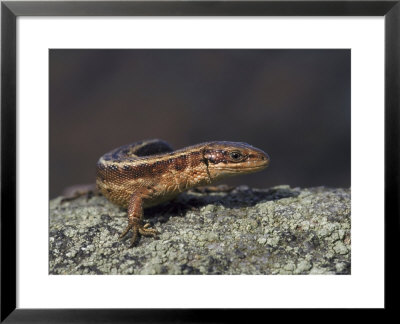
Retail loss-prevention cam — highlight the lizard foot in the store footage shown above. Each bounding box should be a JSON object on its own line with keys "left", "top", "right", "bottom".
{"left": 61, "top": 184, "right": 98, "bottom": 203}
{"left": 119, "top": 220, "right": 159, "bottom": 247}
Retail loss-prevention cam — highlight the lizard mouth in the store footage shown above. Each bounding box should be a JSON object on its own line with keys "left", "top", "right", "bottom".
{"left": 215, "top": 161, "right": 269, "bottom": 174}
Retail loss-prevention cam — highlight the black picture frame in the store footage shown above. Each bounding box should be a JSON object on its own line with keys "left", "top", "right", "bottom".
{"left": 1, "top": 0, "right": 398, "bottom": 322}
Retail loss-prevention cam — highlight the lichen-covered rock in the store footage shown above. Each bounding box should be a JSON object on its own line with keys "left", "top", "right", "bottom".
{"left": 49, "top": 185, "right": 351, "bottom": 275}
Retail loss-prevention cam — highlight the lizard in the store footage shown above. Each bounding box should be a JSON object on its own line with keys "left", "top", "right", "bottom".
{"left": 96, "top": 139, "right": 270, "bottom": 247}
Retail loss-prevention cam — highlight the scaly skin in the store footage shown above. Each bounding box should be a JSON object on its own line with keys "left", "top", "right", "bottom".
{"left": 96, "top": 139, "right": 270, "bottom": 247}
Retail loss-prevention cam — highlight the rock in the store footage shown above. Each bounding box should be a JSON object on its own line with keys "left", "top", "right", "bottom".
{"left": 49, "top": 186, "right": 351, "bottom": 275}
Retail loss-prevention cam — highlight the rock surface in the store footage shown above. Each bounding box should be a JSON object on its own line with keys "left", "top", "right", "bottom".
{"left": 49, "top": 185, "right": 351, "bottom": 275}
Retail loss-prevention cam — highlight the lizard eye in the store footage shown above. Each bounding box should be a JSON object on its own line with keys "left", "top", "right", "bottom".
{"left": 229, "top": 151, "right": 244, "bottom": 162}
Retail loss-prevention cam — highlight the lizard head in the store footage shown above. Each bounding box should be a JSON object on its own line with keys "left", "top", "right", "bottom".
{"left": 202, "top": 141, "right": 270, "bottom": 181}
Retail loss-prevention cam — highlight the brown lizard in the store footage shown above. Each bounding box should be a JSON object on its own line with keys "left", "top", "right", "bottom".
{"left": 96, "top": 139, "right": 270, "bottom": 247}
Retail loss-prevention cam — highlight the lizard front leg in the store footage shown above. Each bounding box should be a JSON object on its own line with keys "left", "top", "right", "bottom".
{"left": 119, "top": 192, "right": 159, "bottom": 247}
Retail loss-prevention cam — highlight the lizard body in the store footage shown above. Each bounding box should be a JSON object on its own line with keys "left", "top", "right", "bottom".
{"left": 96, "top": 139, "right": 270, "bottom": 246}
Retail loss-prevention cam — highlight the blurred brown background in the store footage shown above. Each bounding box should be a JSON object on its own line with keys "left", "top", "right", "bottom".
{"left": 50, "top": 49, "right": 350, "bottom": 199}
